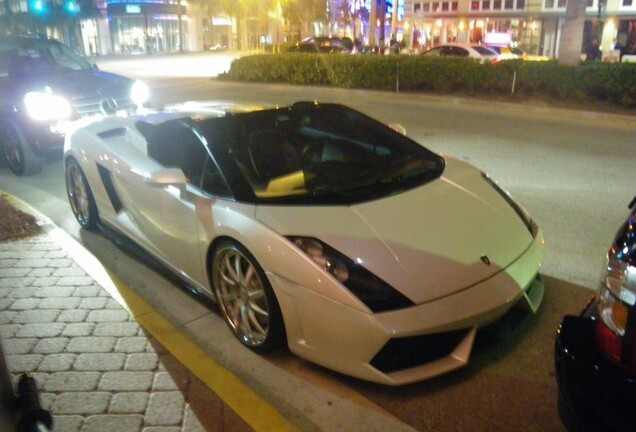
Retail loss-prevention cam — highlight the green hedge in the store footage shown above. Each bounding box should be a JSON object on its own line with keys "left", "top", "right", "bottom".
{"left": 222, "top": 53, "right": 636, "bottom": 108}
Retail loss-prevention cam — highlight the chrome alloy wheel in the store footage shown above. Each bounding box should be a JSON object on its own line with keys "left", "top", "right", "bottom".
{"left": 65, "top": 159, "right": 98, "bottom": 230}
{"left": 213, "top": 244, "right": 271, "bottom": 348}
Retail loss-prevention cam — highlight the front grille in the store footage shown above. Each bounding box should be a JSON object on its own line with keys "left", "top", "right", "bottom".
{"left": 370, "top": 328, "right": 471, "bottom": 374}
{"left": 71, "top": 93, "right": 136, "bottom": 118}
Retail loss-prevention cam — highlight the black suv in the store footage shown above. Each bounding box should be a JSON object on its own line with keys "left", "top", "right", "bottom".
{"left": 555, "top": 198, "right": 636, "bottom": 432}
{"left": 0, "top": 35, "right": 149, "bottom": 175}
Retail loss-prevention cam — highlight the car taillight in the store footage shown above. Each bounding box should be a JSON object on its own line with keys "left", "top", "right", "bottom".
{"left": 596, "top": 255, "right": 636, "bottom": 373}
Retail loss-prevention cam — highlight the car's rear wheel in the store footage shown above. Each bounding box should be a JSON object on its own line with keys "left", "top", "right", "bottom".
{"left": 0, "top": 117, "right": 44, "bottom": 176}
{"left": 65, "top": 158, "right": 99, "bottom": 230}
{"left": 212, "top": 240, "right": 285, "bottom": 352}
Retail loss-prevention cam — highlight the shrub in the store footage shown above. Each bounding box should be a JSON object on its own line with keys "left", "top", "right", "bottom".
{"left": 222, "top": 54, "right": 636, "bottom": 108}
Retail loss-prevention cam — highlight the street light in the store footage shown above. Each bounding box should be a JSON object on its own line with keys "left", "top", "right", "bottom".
{"left": 65, "top": 0, "right": 78, "bottom": 13}
{"left": 29, "top": 0, "right": 46, "bottom": 14}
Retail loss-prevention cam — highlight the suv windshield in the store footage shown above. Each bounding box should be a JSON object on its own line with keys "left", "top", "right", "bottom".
{"left": 196, "top": 104, "right": 445, "bottom": 204}
{"left": 0, "top": 39, "right": 92, "bottom": 78}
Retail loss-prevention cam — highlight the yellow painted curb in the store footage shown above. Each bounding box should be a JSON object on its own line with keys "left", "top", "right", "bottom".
{"left": 1, "top": 190, "right": 302, "bottom": 432}
{"left": 105, "top": 269, "right": 301, "bottom": 432}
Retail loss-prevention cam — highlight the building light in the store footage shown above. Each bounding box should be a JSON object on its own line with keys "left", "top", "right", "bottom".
{"left": 126, "top": 4, "right": 141, "bottom": 13}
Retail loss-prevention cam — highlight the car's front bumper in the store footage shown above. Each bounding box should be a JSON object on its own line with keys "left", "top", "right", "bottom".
{"left": 555, "top": 305, "right": 636, "bottom": 432}
{"left": 273, "top": 226, "right": 545, "bottom": 385}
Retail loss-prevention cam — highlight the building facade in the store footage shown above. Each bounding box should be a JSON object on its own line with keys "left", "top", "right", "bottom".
{"left": 402, "top": 0, "right": 636, "bottom": 59}
{"left": 3, "top": 0, "right": 636, "bottom": 59}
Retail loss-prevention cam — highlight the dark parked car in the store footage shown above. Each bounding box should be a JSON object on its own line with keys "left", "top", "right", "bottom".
{"left": 0, "top": 35, "right": 149, "bottom": 175}
{"left": 286, "top": 43, "right": 345, "bottom": 54}
{"left": 555, "top": 199, "right": 636, "bottom": 432}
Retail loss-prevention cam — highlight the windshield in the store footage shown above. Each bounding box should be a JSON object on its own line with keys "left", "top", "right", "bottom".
{"left": 196, "top": 104, "right": 445, "bottom": 204}
{"left": 0, "top": 40, "right": 92, "bottom": 78}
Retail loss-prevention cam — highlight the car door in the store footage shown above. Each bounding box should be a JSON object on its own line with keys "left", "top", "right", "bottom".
{"left": 117, "top": 120, "right": 210, "bottom": 284}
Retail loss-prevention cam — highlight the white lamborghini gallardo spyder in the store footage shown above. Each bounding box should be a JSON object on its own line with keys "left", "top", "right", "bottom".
{"left": 64, "top": 101, "right": 545, "bottom": 385}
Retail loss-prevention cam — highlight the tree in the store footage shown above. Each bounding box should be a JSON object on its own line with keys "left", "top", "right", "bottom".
{"left": 281, "top": 0, "right": 327, "bottom": 40}
{"left": 559, "top": 0, "right": 586, "bottom": 65}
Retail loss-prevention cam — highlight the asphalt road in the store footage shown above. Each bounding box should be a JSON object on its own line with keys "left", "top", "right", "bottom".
{"left": 2, "top": 53, "right": 635, "bottom": 431}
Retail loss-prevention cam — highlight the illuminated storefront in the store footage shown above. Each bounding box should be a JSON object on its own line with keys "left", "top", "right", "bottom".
{"left": 106, "top": 0, "right": 188, "bottom": 54}
{"left": 404, "top": 0, "right": 636, "bottom": 59}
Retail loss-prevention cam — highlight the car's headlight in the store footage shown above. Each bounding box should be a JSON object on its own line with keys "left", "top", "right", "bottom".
{"left": 131, "top": 80, "right": 150, "bottom": 107}
{"left": 288, "top": 236, "right": 414, "bottom": 313}
{"left": 596, "top": 254, "right": 636, "bottom": 369}
{"left": 24, "top": 91, "right": 73, "bottom": 121}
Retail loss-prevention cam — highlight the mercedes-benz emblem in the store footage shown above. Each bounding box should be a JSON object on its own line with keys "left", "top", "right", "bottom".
{"left": 480, "top": 255, "right": 491, "bottom": 266}
{"left": 101, "top": 98, "right": 118, "bottom": 114}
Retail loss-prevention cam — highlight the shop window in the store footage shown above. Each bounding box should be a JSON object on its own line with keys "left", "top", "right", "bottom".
{"left": 544, "top": 0, "right": 566, "bottom": 9}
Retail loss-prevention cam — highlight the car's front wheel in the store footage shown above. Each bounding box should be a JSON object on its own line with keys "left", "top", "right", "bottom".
{"left": 212, "top": 240, "right": 286, "bottom": 352}
{"left": 65, "top": 158, "right": 99, "bottom": 230}
{"left": 0, "top": 117, "right": 44, "bottom": 176}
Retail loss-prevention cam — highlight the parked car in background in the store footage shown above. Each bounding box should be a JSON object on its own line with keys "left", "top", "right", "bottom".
{"left": 302, "top": 36, "right": 353, "bottom": 53}
{"left": 0, "top": 34, "right": 150, "bottom": 176}
{"left": 64, "top": 100, "right": 545, "bottom": 386}
{"left": 421, "top": 43, "right": 500, "bottom": 63}
{"left": 555, "top": 199, "right": 636, "bottom": 432}
{"left": 486, "top": 45, "right": 551, "bottom": 62}
{"left": 484, "top": 45, "right": 521, "bottom": 60}
{"left": 286, "top": 43, "right": 345, "bottom": 54}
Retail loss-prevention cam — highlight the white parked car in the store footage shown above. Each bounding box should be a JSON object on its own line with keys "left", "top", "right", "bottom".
{"left": 421, "top": 43, "right": 500, "bottom": 63}
{"left": 64, "top": 101, "right": 545, "bottom": 385}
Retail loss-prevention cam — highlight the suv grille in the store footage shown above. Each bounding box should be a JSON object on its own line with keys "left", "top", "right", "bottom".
{"left": 72, "top": 93, "right": 136, "bottom": 118}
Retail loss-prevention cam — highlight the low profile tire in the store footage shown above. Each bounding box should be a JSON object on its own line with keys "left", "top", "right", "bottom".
{"left": 65, "top": 158, "right": 99, "bottom": 230}
{"left": 0, "top": 117, "right": 44, "bottom": 176}
{"left": 212, "top": 240, "right": 286, "bottom": 352}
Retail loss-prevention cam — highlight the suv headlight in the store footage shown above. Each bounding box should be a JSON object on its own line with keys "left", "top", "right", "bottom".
{"left": 24, "top": 91, "right": 72, "bottom": 121}
{"left": 131, "top": 80, "right": 150, "bottom": 107}
{"left": 288, "top": 236, "right": 414, "bottom": 313}
{"left": 596, "top": 254, "right": 636, "bottom": 369}
{"left": 599, "top": 256, "right": 635, "bottom": 336}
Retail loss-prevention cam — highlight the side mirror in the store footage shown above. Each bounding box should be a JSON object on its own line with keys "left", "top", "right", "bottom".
{"left": 146, "top": 168, "right": 187, "bottom": 186}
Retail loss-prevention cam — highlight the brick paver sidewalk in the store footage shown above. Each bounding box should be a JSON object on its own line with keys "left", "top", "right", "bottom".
{"left": 0, "top": 231, "right": 253, "bottom": 432}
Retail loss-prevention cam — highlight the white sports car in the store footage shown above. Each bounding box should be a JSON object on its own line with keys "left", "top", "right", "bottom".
{"left": 63, "top": 101, "right": 545, "bottom": 385}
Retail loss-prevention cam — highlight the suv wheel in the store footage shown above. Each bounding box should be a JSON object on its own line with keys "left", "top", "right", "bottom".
{"left": 0, "top": 117, "right": 44, "bottom": 176}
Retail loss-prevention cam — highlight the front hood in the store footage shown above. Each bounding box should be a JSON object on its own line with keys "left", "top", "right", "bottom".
{"left": 13, "top": 70, "right": 133, "bottom": 100}
{"left": 256, "top": 158, "right": 535, "bottom": 305}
